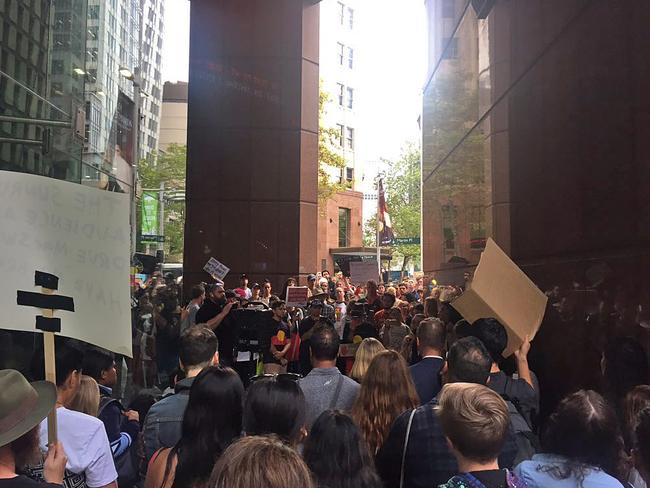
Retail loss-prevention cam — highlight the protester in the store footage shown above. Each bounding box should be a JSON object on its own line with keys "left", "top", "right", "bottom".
{"left": 344, "top": 306, "right": 379, "bottom": 344}
{"left": 280, "top": 278, "right": 297, "bottom": 303}
{"left": 69, "top": 375, "right": 100, "bottom": 417}
{"left": 209, "top": 436, "right": 315, "bottom": 488}
{"left": 263, "top": 300, "right": 291, "bottom": 374}
{"left": 194, "top": 285, "right": 234, "bottom": 331}
{"left": 620, "top": 386, "right": 650, "bottom": 488}
{"left": 250, "top": 283, "right": 261, "bottom": 301}
{"left": 180, "top": 284, "right": 205, "bottom": 331}
{"left": 409, "top": 317, "right": 446, "bottom": 404}
{"left": 380, "top": 308, "right": 411, "bottom": 351}
{"left": 303, "top": 410, "right": 382, "bottom": 488}
{"left": 39, "top": 343, "right": 118, "bottom": 488}
{"left": 376, "top": 337, "right": 518, "bottom": 488}
{"left": 143, "top": 326, "right": 218, "bottom": 462}
{"left": 424, "top": 296, "right": 438, "bottom": 318}
{"left": 0, "top": 369, "right": 67, "bottom": 488}
{"left": 437, "top": 383, "right": 527, "bottom": 488}
{"left": 374, "top": 293, "right": 396, "bottom": 329}
{"left": 82, "top": 348, "right": 140, "bottom": 470}
{"left": 298, "top": 300, "right": 324, "bottom": 376}
{"left": 259, "top": 279, "right": 273, "bottom": 306}
{"left": 350, "top": 338, "right": 385, "bottom": 383}
{"left": 623, "top": 385, "right": 650, "bottom": 451}
{"left": 298, "top": 325, "right": 360, "bottom": 427}
{"left": 634, "top": 407, "right": 650, "bottom": 488}
{"left": 244, "top": 376, "right": 306, "bottom": 445}
{"left": 235, "top": 274, "right": 252, "bottom": 300}
{"left": 334, "top": 287, "right": 348, "bottom": 339}
{"left": 352, "top": 350, "right": 419, "bottom": 455}
{"left": 145, "top": 366, "right": 243, "bottom": 488}
{"left": 471, "top": 318, "right": 539, "bottom": 427}
{"left": 514, "top": 389, "right": 628, "bottom": 488}
{"left": 364, "top": 281, "right": 382, "bottom": 319}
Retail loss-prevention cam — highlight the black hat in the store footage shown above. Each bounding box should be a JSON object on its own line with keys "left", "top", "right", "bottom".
{"left": 310, "top": 299, "right": 324, "bottom": 308}
{"left": 307, "top": 274, "right": 317, "bottom": 282}
{"left": 349, "top": 308, "right": 365, "bottom": 318}
{"left": 240, "top": 274, "right": 248, "bottom": 280}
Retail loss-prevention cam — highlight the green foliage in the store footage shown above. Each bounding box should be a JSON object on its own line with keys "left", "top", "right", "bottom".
{"left": 364, "top": 143, "right": 422, "bottom": 271}
{"left": 318, "top": 85, "right": 348, "bottom": 204}
{"left": 137, "top": 144, "right": 186, "bottom": 261}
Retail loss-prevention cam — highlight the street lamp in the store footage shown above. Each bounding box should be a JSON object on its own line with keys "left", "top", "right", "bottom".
{"left": 119, "top": 66, "right": 141, "bottom": 257}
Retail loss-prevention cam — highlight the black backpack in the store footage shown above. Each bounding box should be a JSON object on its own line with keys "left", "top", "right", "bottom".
{"left": 98, "top": 397, "right": 140, "bottom": 488}
{"left": 501, "top": 394, "right": 541, "bottom": 466}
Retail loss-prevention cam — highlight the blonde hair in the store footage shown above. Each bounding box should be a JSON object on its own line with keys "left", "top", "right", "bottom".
{"left": 70, "top": 375, "right": 100, "bottom": 417}
{"left": 351, "top": 351, "right": 419, "bottom": 454}
{"left": 209, "top": 436, "right": 314, "bottom": 488}
{"left": 350, "top": 338, "right": 385, "bottom": 382}
{"left": 436, "top": 383, "right": 509, "bottom": 463}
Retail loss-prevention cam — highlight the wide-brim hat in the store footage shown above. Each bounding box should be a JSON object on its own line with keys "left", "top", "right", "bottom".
{"left": 0, "top": 369, "right": 57, "bottom": 447}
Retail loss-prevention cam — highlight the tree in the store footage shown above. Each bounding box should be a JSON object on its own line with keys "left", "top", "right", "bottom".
{"left": 318, "top": 85, "right": 348, "bottom": 204}
{"left": 364, "top": 143, "right": 422, "bottom": 273}
{"left": 138, "top": 144, "right": 186, "bottom": 261}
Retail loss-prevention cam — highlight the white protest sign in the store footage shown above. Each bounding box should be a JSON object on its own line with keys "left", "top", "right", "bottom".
{"left": 451, "top": 238, "right": 548, "bottom": 357}
{"left": 203, "top": 257, "right": 230, "bottom": 281}
{"left": 349, "top": 261, "right": 379, "bottom": 286}
{"left": 285, "top": 286, "right": 309, "bottom": 307}
{"left": 0, "top": 171, "right": 132, "bottom": 356}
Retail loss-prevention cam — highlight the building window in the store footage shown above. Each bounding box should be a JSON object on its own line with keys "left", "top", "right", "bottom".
{"left": 338, "top": 208, "right": 351, "bottom": 247}
{"left": 336, "top": 124, "right": 344, "bottom": 146}
{"left": 442, "top": 0, "right": 455, "bottom": 18}
{"left": 468, "top": 206, "right": 487, "bottom": 249}
{"left": 442, "top": 37, "right": 459, "bottom": 59}
{"left": 346, "top": 87, "right": 354, "bottom": 109}
{"left": 441, "top": 204, "right": 457, "bottom": 251}
{"left": 89, "top": 6, "right": 100, "bottom": 19}
{"left": 337, "top": 42, "right": 344, "bottom": 65}
{"left": 347, "top": 47, "right": 354, "bottom": 69}
{"left": 345, "top": 167, "right": 354, "bottom": 182}
{"left": 337, "top": 83, "right": 344, "bottom": 106}
{"left": 346, "top": 127, "right": 354, "bottom": 149}
{"left": 347, "top": 7, "right": 354, "bottom": 29}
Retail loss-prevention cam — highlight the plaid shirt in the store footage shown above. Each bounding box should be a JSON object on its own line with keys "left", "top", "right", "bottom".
{"left": 376, "top": 398, "right": 518, "bottom": 488}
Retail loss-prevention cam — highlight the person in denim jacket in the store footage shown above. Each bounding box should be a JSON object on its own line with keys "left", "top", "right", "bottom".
{"left": 515, "top": 390, "right": 628, "bottom": 488}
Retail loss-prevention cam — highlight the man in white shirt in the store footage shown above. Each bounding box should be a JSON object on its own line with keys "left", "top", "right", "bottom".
{"left": 39, "top": 344, "right": 117, "bottom": 488}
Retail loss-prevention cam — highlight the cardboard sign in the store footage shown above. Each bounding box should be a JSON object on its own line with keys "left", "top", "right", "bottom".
{"left": 349, "top": 261, "right": 379, "bottom": 286}
{"left": 451, "top": 238, "right": 548, "bottom": 357}
{"left": 203, "top": 257, "right": 230, "bottom": 281}
{"left": 285, "top": 286, "right": 309, "bottom": 307}
{"left": 0, "top": 171, "right": 132, "bottom": 356}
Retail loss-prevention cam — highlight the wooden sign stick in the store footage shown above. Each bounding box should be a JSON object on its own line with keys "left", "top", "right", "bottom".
{"left": 41, "top": 288, "right": 57, "bottom": 444}
{"left": 17, "top": 271, "right": 75, "bottom": 445}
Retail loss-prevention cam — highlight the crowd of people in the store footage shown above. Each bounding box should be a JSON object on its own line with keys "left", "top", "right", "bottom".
{"left": 2, "top": 268, "right": 650, "bottom": 488}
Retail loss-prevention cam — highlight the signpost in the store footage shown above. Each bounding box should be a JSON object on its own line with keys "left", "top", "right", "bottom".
{"left": 393, "top": 237, "right": 421, "bottom": 245}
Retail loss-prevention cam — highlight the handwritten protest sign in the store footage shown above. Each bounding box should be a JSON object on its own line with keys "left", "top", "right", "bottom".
{"left": 203, "top": 257, "right": 230, "bottom": 281}
{"left": 285, "top": 286, "right": 309, "bottom": 307}
{"left": 349, "top": 261, "right": 379, "bottom": 285}
{"left": 0, "top": 171, "right": 132, "bottom": 356}
{"left": 451, "top": 238, "right": 547, "bottom": 357}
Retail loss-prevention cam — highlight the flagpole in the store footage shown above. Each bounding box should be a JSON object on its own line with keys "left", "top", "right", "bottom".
{"left": 377, "top": 178, "right": 381, "bottom": 283}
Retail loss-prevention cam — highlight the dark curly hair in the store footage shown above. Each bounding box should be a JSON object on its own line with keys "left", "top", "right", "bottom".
{"left": 540, "top": 390, "right": 629, "bottom": 486}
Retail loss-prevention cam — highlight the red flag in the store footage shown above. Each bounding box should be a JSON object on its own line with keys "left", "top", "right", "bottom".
{"left": 378, "top": 179, "right": 395, "bottom": 245}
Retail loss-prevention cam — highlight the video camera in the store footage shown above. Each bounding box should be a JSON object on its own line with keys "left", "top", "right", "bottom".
{"left": 230, "top": 302, "right": 273, "bottom": 354}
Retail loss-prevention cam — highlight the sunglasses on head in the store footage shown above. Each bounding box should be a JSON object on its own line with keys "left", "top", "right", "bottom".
{"left": 249, "top": 373, "right": 302, "bottom": 384}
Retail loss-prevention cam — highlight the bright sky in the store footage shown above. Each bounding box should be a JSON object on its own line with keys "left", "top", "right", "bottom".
{"left": 161, "top": 0, "right": 427, "bottom": 206}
